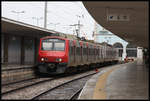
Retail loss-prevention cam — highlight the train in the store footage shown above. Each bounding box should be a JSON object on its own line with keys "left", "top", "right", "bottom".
{"left": 36, "top": 35, "right": 119, "bottom": 74}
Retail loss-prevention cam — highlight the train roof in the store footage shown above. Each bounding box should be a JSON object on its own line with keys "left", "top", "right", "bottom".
{"left": 57, "top": 33, "right": 78, "bottom": 40}
{"left": 41, "top": 36, "right": 68, "bottom": 40}
{"left": 41, "top": 35, "right": 113, "bottom": 48}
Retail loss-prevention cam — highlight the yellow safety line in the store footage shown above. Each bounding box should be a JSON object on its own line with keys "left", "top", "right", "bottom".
{"left": 93, "top": 66, "right": 119, "bottom": 99}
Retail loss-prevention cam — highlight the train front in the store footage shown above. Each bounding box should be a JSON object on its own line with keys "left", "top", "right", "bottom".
{"left": 37, "top": 37, "right": 68, "bottom": 74}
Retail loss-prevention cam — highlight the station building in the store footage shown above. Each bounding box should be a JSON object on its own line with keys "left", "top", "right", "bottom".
{"left": 93, "top": 23, "right": 143, "bottom": 61}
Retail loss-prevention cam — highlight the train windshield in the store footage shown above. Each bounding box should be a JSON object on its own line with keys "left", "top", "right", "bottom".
{"left": 42, "top": 38, "right": 65, "bottom": 51}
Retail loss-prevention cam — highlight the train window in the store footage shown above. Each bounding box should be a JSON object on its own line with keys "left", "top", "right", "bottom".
{"left": 54, "top": 42, "right": 65, "bottom": 51}
{"left": 42, "top": 42, "right": 53, "bottom": 50}
{"left": 41, "top": 38, "right": 65, "bottom": 51}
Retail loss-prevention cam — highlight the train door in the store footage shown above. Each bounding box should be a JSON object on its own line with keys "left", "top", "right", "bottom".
{"left": 73, "top": 44, "right": 76, "bottom": 64}
{"left": 97, "top": 47, "right": 99, "bottom": 61}
{"left": 99, "top": 46, "right": 101, "bottom": 60}
{"left": 89, "top": 45, "right": 92, "bottom": 62}
{"left": 87, "top": 44, "right": 88, "bottom": 62}
{"left": 69, "top": 40, "right": 74, "bottom": 65}
{"left": 92, "top": 45, "right": 95, "bottom": 62}
{"left": 91, "top": 45, "right": 93, "bottom": 62}
{"left": 101, "top": 46, "right": 104, "bottom": 60}
{"left": 103, "top": 45, "right": 106, "bottom": 60}
{"left": 1, "top": 35, "right": 4, "bottom": 64}
{"left": 83, "top": 43, "right": 87, "bottom": 64}
{"left": 88, "top": 46, "right": 90, "bottom": 62}
{"left": 8, "top": 36, "right": 21, "bottom": 64}
{"left": 87, "top": 47, "right": 88, "bottom": 62}
{"left": 24, "top": 38, "right": 35, "bottom": 65}
{"left": 93, "top": 46, "right": 95, "bottom": 61}
{"left": 99, "top": 46, "right": 102, "bottom": 60}
{"left": 69, "top": 41, "right": 71, "bottom": 64}
{"left": 76, "top": 41, "right": 80, "bottom": 65}
{"left": 94, "top": 46, "right": 97, "bottom": 62}
{"left": 81, "top": 46, "right": 83, "bottom": 63}
{"left": 89, "top": 45, "right": 91, "bottom": 62}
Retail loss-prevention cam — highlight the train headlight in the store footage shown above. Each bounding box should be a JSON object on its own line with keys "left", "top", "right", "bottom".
{"left": 41, "top": 58, "right": 44, "bottom": 61}
{"left": 56, "top": 58, "right": 62, "bottom": 62}
{"left": 59, "top": 58, "right": 62, "bottom": 62}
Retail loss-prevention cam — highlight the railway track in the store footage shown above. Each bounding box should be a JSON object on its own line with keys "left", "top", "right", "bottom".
{"left": 2, "top": 77, "right": 38, "bottom": 86}
{"left": 31, "top": 72, "right": 96, "bottom": 100}
{"left": 2, "top": 77, "right": 55, "bottom": 95}
{"left": 69, "top": 88, "right": 83, "bottom": 99}
{"left": 2, "top": 69, "right": 98, "bottom": 99}
{"left": 2, "top": 62, "right": 123, "bottom": 100}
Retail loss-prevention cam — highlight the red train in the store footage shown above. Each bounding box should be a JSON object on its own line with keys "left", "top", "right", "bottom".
{"left": 37, "top": 36, "right": 118, "bottom": 74}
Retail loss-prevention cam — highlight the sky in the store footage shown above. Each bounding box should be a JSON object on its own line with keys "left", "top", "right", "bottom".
{"left": 2, "top": 1, "right": 96, "bottom": 40}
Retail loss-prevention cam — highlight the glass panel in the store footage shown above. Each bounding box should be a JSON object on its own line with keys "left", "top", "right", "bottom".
{"left": 54, "top": 42, "right": 65, "bottom": 51}
{"left": 42, "top": 42, "right": 53, "bottom": 50}
{"left": 41, "top": 38, "right": 65, "bottom": 51}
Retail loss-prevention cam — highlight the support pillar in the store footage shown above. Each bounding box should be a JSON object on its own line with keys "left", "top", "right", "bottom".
{"left": 122, "top": 45, "right": 127, "bottom": 61}
{"left": 137, "top": 47, "right": 143, "bottom": 59}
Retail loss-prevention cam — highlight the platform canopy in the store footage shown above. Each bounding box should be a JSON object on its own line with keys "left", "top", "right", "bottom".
{"left": 83, "top": 1, "right": 148, "bottom": 48}
{"left": 1, "top": 17, "right": 65, "bottom": 37}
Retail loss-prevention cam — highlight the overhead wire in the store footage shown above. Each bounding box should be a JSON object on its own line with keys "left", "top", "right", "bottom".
{"left": 71, "top": 2, "right": 92, "bottom": 38}
{"left": 29, "top": 2, "right": 93, "bottom": 36}
{"left": 29, "top": 3, "right": 76, "bottom": 26}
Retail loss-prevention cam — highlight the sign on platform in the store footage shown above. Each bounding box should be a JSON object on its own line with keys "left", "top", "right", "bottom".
{"left": 107, "top": 14, "right": 130, "bottom": 21}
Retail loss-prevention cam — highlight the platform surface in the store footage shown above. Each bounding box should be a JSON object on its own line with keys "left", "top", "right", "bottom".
{"left": 78, "top": 60, "right": 149, "bottom": 99}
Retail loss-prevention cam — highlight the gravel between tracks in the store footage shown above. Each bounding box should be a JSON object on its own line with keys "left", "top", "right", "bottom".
{"left": 36, "top": 75, "right": 92, "bottom": 100}
{"left": 2, "top": 78, "right": 51, "bottom": 93}
{"left": 2, "top": 70, "right": 96, "bottom": 100}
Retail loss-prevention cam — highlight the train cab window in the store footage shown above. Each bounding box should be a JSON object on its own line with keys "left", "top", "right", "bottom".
{"left": 54, "top": 42, "right": 65, "bottom": 51}
{"left": 41, "top": 38, "right": 65, "bottom": 51}
{"left": 42, "top": 41, "right": 53, "bottom": 50}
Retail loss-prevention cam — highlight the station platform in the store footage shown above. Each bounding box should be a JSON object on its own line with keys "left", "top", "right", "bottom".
{"left": 78, "top": 59, "right": 149, "bottom": 99}
{"left": 2, "top": 64, "right": 34, "bottom": 70}
{"left": 1, "top": 64, "right": 36, "bottom": 85}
